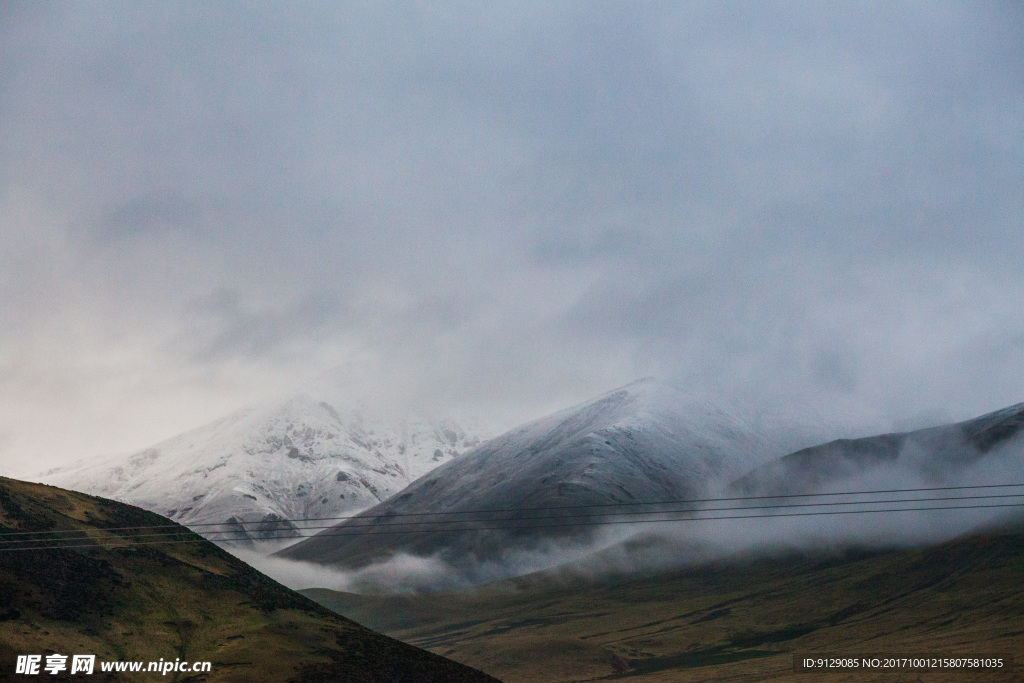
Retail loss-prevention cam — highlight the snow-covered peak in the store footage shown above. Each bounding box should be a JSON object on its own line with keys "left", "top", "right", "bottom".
{"left": 475, "top": 378, "right": 769, "bottom": 477}
{"left": 37, "top": 391, "right": 501, "bottom": 551}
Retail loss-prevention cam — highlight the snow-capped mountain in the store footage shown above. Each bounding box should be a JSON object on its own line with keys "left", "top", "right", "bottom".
{"left": 37, "top": 392, "right": 498, "bottom": 550}
{"left": 277, "top": 378, "right": 792, "bottom": 571}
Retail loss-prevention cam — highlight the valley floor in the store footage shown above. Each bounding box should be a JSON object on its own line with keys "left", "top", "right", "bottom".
{"left": 304, "top": 528, "right": 1024, "bottom": 682}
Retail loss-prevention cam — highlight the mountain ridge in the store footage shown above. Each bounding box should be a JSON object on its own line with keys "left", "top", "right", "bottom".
{"left": 276, "top": 379, "right": 788, "bottom": 577}
{"left": 36, "top": 390, "right": 499, "bottom": 550}
{"left": 731, "top": 400, "right": 1024, "bottom": 496}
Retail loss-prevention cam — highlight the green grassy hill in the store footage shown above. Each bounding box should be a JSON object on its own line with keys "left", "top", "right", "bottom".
{"left": 0, "top": 476, "right": 498, "bottom": 682}
{"left": 304, "top": 529, "right": 1024, "bottom": 682}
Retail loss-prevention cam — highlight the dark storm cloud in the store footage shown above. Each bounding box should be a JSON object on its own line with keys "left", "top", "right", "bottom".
{"left": 0, "top": 1, "right": 1022, "bottom": 470}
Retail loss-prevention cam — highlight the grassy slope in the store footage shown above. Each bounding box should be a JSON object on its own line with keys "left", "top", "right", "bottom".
{"left": 0, "top": 476, "right": 499, "bottom": 682}
{"left": 304, "top": 529, "right": 1024, "bottom": 682}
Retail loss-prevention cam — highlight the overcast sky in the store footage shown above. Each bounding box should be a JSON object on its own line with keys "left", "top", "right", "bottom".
{"left": 1, "top": 1, "right": 1022, "bottom": 474}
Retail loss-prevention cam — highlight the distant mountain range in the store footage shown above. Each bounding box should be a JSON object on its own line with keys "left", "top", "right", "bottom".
{"left": 35, "top": 377, "right": 1024, "bottom": 590}
{"left": 37, "top": 389, "right": 498, "bottom": 550}
{"left": 277, "top": 379, "right": 792, "bottom": 571}
{"left": 279, "top": 384, "right": 1024, "bottom": 586}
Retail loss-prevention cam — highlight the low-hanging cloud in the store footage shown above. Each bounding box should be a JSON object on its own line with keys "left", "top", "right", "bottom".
{"left": 241, "top": 428, "right": 1024, "bottom": 596}
{"left": 233, "top": 524, "right": 643, "bottom": 595}
{"left": 1, "top": 2, "right": 1022, "bottom": 475}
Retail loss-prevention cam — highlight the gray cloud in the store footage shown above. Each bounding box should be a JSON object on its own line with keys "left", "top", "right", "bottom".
{"left": 1, "top": 1, "right": 1022, "bottom": 473}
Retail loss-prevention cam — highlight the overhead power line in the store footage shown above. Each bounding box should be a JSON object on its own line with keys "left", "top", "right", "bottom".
{"left": 3, "top": 492, "right": 1024, "bottom": 547}
{"left": 0, "top": 489, "right": 1022, "bottom": 553}
{"left": 2, "top": 482, "right": 1023, "bottom": 539}
{"left": 2, "top": 502, "right": 1023, "bottom": 553}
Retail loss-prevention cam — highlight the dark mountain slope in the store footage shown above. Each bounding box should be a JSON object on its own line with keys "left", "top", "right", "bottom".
{"left": 277, "top": 380, "right": 781, "bottom": 574}
{"left": 732, "top": 401, "right": 1024, "bottom": 495}
{"left": 0, "top": 476, "right": 498, "bottom": 682}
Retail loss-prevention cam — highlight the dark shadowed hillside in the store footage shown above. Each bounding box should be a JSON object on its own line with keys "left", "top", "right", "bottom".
{"left": 0, "top": 476, "right": 498, "bottom": 682}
